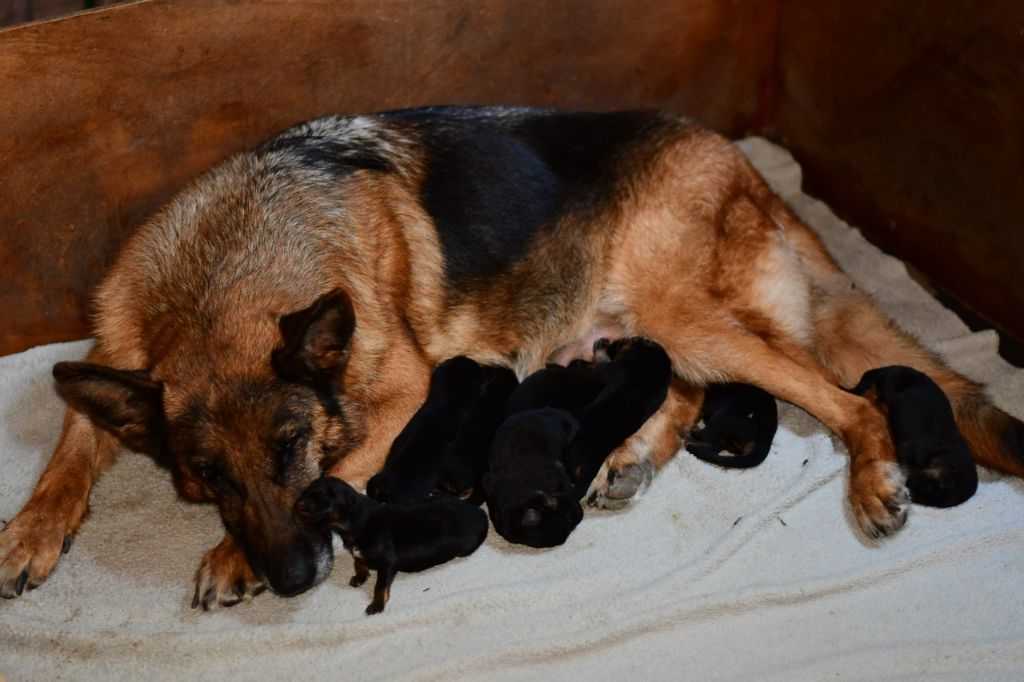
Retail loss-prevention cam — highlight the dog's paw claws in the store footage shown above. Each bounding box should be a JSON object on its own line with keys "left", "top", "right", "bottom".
{"left": 192, "top": 537, "right": 266, "bottom": 611}
{"left": 587, "top": 456, "right": 654, "bottom": 510}
{"left": 0, "top": 512, "right": 68, "bottom": 599}
{"left": 850, "top": 461, "right": 910, "bottom": 539}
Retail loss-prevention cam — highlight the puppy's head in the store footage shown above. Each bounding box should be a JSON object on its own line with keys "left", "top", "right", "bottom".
{"left": 489, "top": 488, "right": 584, "bottom": 548}
{"left": 53, "top": 290, "right": 364, "bottom": 598}
{"left": 296, "top": 476, "right": 361, "bottom": 528}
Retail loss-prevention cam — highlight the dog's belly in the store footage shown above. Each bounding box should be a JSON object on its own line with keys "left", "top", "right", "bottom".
{"left": 544, "top": 320, "right": 626, "bottom": 366}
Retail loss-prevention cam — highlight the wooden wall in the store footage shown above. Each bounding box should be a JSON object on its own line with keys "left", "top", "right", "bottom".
{"left": 2, "top": 0, "right": 1022, "bottom": 356}
{"left": 770, "top": 1, "right": 1024, "bottom": 347}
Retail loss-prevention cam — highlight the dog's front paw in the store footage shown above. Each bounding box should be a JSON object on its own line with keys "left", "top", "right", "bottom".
{"left": 586, "top": 449, "right": 654, "bottom": 510}
{"left": 0, "top": 510, "right": 72, "bottom": 598}
{"left": 849, "top": 460, "right": 910, "bottom": 539}
{"left": 192, "top": 535, "right": 266, "bottom": 611}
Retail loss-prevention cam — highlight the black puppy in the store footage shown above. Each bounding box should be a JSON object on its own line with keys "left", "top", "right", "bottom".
{"left": 483, "top": 407, "right": 583, "bottom": 548}
{"left": 485, "top": 337, "right": 672, "bottom": 547}
{"left": 850, "top": 365, "right": 978, "bottom": 507}
{"left": 686, "top": 383, "right": 778, "bottom": 468}
{"left": 296, "top": 476, "right": 488, "bottom": 614}
{"left": 434, "top": 365, "right": 519, "bottom": 501}
{"left": 366, "top": 357, "right": 516, "bottom": 503}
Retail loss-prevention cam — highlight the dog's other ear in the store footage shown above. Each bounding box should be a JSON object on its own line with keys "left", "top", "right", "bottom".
{"left": 53, "top": 362, "right": 162, "bottom": 452}
{"left": 273, "top": 289, "right": 356, "bottom": 384}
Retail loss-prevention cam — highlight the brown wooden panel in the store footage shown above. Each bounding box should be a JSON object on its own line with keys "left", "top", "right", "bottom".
{"left": 771, "top": 1, "right": 1024, "bottom": 343}
{"left": 0, "top": 0, "right": 772, "bottom": 355}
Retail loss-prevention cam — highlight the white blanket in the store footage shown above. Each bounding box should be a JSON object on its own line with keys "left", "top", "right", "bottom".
{"left": 2, "top": 139, "right": 1023, "bottom": 681}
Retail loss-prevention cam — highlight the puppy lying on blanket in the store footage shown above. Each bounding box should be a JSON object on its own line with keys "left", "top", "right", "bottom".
{"left": 686, "top": 383, "right": 778, "bottom": 468}
{"left": 486, "top": 337, "right": 672, "bottom": 547}
{"left": 850, "top": 366, "right": 978, "bottom": 508}
{"left": 366, "top": 357, "right": 518, "bottom": 503}
{"left": 297, "top": 476, "right": 488, "bottom": 614}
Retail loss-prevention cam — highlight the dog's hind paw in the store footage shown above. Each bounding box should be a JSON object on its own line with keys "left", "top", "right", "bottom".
{"left": 192, "top": 535, "right": 266, "bottom": 611}
{"left": 586, "top": 455, "right": 654, "bottom": 510}
{"left": 849, "top": 460, "right": 910, "bottom": 539}
{"left": 0, "top": 510, "right": 71, "bottom": 599}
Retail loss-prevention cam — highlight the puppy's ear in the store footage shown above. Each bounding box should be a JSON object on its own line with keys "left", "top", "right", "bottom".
{"left": 273, "top": 290, "right": 356, "bottom": 384}
{"left": 521, "top": 508, "right": 542, "bottom": 527}
{"left": 53, "top": 362, "right": 162, "bottom": 453}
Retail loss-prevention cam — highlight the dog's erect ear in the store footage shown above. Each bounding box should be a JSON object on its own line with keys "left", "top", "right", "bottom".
{"left": 273, "top": 289, "right": 356, "bottom": 384}
{"left": 53, "top": 361, "right": 163, "bottom": 452}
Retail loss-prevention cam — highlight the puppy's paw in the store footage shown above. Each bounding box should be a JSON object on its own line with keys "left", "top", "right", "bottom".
{"left": 849, "top": 460, "right": 910, "bottom": 539}
{"left": 365, "top": 600, "right": 386, "bottom": 616}
{"left": 0, "top": 510, "right": 72, "bottom": 599}
{"left": 192, "top": 535, "right": 266, "bottom": 611}
{"left": 586, "top": 452, "right": 654, "bottom": 510}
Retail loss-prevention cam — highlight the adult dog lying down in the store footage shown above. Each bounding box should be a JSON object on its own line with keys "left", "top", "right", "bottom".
{"left": 1, "top": 107, "right": 1021, "bottom": 606}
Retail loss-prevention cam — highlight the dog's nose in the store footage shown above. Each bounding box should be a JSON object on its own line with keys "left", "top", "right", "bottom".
{"left": 264, "top": 553, "right": 318, "bottom": 597}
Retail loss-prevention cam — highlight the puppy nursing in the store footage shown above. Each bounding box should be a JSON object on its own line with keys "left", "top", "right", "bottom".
{"left": 485, "top": 337, "right": 672, "bottom": 547}
{"left": 297, "top": 337, "right": 675, "bottom": 611}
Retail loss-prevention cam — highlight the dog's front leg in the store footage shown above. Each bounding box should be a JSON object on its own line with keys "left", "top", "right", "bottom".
{"left": 588, "top": 379, "right": 703, "bottom": 509}
{"left": 192, "top": 534, "right": 266, "bottom": 610}
{"left": 0, "top": 396, "right": 120, "bottom": 598}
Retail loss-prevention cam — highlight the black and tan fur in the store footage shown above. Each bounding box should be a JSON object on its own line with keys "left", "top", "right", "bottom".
{"left": 2, "top": 107, "right": 1022, "bottom": 604}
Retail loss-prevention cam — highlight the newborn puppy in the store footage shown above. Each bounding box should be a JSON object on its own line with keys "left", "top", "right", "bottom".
{"left": 485, "top": 337, "right": 672, "bottom": 547}
{"left": 367, "top": 357, "right": 500, "bottom": 503}
{"left": 850, "top": 365, "right": 978, "bottom": 507}
{"left": 483, "top": 408, "right": 583, "bottom": 548}
{"left": 296, "top": 477, "right": 488, "bottom": 615}
{"left": 686, "top": 383, "right": 778, "bottom": 468}
{"left": 434, "top": 365, "right": 519, "bottom": 502}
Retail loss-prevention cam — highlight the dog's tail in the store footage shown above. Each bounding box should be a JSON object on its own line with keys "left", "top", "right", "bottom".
{"left": 768, "top": 196, "right": 1024, "bottom": 478}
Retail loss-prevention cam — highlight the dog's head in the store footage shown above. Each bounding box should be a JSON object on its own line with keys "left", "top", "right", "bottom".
{"left": 52, "top": 290, "right": 364, "bottom": 597}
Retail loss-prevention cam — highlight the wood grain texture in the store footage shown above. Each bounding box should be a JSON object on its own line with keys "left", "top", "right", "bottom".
{"left": 0, "top": 0, "right": 772, "bottom": 355}
{"left": 771, "top": 0, "right": 1024, "bottom": 343}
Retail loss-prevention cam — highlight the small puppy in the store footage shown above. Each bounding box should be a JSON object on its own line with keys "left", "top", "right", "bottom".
{"left": 367, "top": 357, "right": 515, "bottom": 503}
{"left": 686, "top": 383, "right": 778, "bottom": 468}
{"left": 434, "top": 365, "right": 519, "bottom": 501}
{"left": 296, "top": 476, "right": 488, "bottom": 614}
{"left": 850, "top": 365, "right": 978, "bottom": 507}
{"left": 483, "top": 408, "right": 583, "bottom": 548}
{"left": 485, "top": 337, "right": 672, "bottom": 547}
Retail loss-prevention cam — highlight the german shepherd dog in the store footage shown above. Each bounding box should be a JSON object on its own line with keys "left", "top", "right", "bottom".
{"left": 2, "top": 107, "right": 1022, "bottom": 605}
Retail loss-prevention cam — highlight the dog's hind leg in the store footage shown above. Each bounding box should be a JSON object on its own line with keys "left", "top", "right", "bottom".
{"left": 777, "top": 203, "right": 1024, "bottom": 479}
{"left": 365, "top": 563, "right": 397, "bottom": 615}
{"left": 0, "top": 349, "right": 121, "bottom": 598}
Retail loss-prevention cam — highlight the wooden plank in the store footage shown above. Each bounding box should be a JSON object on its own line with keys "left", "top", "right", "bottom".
{"left": 771, "top": 0, "right": 1024, "bottom": 343}
{"left": 0, "top": 0, "right": 772, "bottom": 355}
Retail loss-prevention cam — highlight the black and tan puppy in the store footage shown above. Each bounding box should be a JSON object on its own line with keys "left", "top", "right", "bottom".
{"left": 485, "top": 337, "right": 672, "bottom": 547}
{"left": 483, "top": 408, "right": 582, "bottom": 548}
{"left": 503, "top": 338, "right": 672, "bottom": 496}
{"left": 365, "top": 357, "right": 512, "bottom": 504}
{"left": 297, "top": 476, "right": 488, "bottom": 615}
{"left": 686, "top": 383, "right": 778, "bottom": 468}
{"left": 850, "top": 366, "right": 978, "bottom": 508}
{"left": 434, "top": 365, "right": 519, "bottom": 501}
